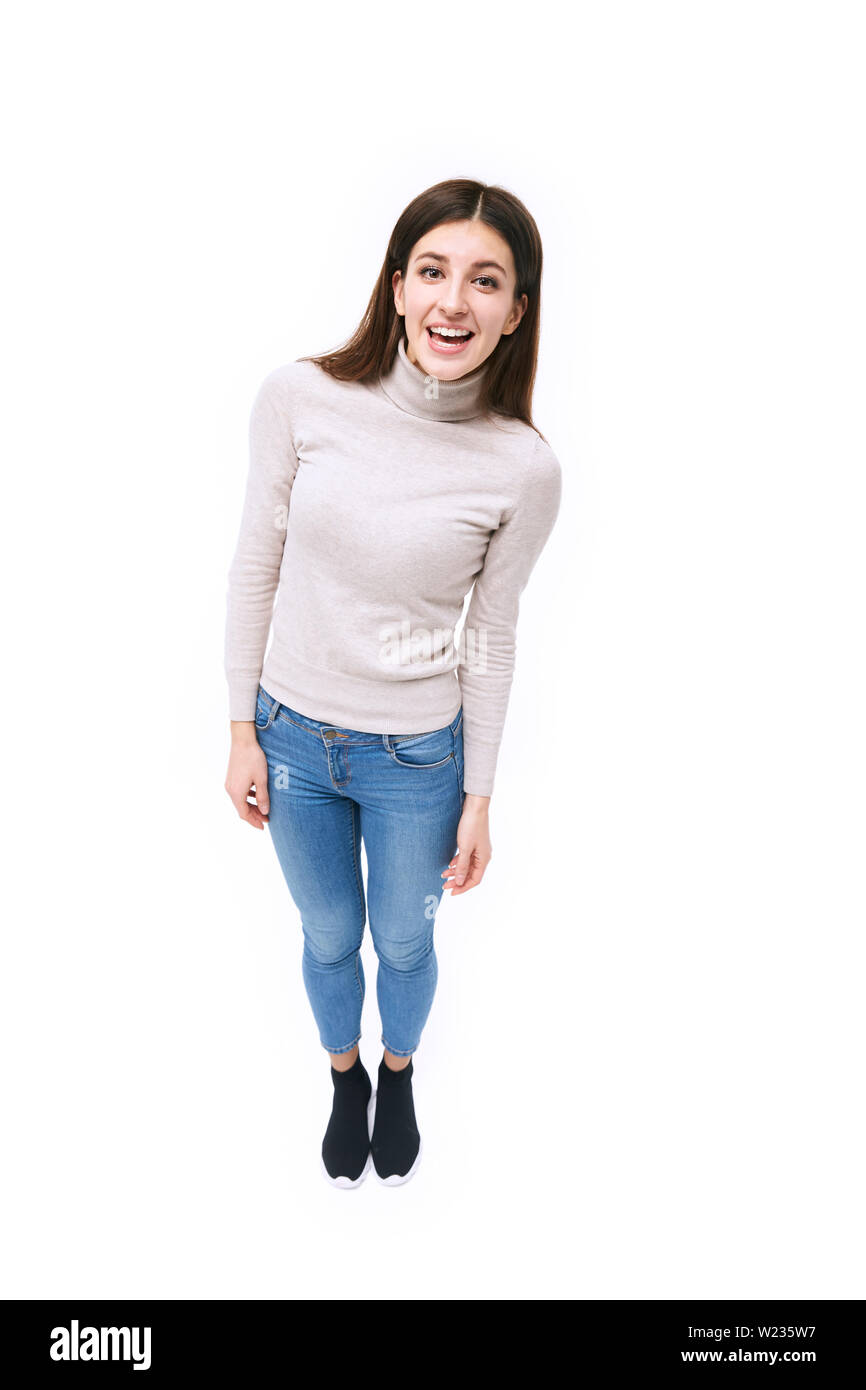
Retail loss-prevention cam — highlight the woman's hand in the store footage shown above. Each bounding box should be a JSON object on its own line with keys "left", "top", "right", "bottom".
{"left": 442, "top": 794, "right": 492, "bottom": 895}
{"left": 225, "top": 725, "right": 270, "bottom": 829}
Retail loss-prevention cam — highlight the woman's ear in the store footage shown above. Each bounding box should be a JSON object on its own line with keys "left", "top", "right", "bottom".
{"left": 392, "top": 268, "right": 405, "bottom": 316}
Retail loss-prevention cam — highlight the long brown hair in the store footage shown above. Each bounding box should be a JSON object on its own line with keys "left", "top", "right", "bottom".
{"left": 297, "top": 178, "right": 547, "bottom": 438}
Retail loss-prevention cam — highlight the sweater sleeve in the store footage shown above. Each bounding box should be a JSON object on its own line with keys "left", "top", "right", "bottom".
{"left": 457, "top": 431, "right": 563, "bottom": 797}
{"left": 224, "top": 368, "right": 301, "bottom": 721}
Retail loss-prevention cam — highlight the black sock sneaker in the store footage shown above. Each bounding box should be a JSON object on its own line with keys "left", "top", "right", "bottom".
{"left": 370, "top": 1055, "right": 422, "bottom": 1185}
{"left": 321, "top": 1053, "right": 375, "bottom": 1188}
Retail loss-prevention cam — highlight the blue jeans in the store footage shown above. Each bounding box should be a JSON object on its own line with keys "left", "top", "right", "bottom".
{"left": 254, "top": 684, "right": 465, "bottom": 1057}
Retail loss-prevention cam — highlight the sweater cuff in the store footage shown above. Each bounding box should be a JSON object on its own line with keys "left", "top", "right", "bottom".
{"left": 227, "top": 679, "right": 260, "bottom": 723}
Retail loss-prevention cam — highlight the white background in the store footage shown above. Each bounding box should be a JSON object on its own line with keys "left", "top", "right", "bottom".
{"left": 1, "top": 0, "right": 863, "bottom": 1299}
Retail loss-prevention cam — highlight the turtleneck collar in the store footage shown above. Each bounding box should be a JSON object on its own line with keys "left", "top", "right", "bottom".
{"left": 377, "top": 335, "right": 489, "bottom": 422}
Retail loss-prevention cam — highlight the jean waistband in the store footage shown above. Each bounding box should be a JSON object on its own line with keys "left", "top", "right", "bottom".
{"left": 256, "top": 684, "right": 463, "bottom": 742}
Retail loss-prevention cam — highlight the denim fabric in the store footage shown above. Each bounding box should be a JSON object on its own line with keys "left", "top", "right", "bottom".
{"left": 254, "top": 684, "right": 465, "bottom": 1056}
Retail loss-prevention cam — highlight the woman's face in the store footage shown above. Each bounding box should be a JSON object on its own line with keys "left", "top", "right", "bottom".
{"left": 393, "top": 220, "right": 527, "bottom": 380}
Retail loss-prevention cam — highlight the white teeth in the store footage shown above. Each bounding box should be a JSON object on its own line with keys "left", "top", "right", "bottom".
{"left": 429, "top": 326, "right": 471, "bottom": 338}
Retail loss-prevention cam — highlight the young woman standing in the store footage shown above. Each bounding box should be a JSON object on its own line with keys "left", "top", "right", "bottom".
{"left": 224, "top": 179, "right": 562, "bottom": 1187}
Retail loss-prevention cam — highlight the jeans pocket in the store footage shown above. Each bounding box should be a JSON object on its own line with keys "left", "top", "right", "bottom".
{"left": 386, "top": 724, "right": 454, "bottom": 769}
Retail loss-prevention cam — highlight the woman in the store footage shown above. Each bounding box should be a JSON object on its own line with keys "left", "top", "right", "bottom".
{"left": 224, "top": 178, "right": 562, "bottom": 1188}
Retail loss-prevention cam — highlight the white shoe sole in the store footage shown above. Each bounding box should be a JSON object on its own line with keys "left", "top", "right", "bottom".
{"left": 320, "top": 1088, "right": 377, "bottom": 1189}
{"left": 369, "top": 1089, "right": 423, "bottom": 1186}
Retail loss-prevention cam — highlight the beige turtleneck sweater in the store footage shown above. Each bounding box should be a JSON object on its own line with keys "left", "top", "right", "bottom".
{"left": 224, "top": 336, "right": 562, "bottom": 796}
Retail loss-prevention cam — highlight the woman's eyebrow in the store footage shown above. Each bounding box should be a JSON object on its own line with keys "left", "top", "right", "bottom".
{"left": 413, "top": 250, "right": 508, "bottom": 276}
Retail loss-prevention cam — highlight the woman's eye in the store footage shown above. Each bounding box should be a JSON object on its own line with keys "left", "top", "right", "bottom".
{"left": 418, "top": 266, "right": 499, "bottom": 289}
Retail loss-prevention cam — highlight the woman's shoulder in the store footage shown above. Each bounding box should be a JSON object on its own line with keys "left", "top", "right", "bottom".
{"left": 253, "top": 356, "right": 328, "bottom": 398}
{"left": 248, "top": 357, "right": 352, "bottom": 430}
{"left": 486, "top": 412, "right": 562, "bottom": 478}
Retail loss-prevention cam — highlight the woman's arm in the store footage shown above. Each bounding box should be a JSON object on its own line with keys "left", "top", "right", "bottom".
{"left": 224, "top": 367, "right": 301, "bottom": 722}
{"left": 457, "top": 431, "right": 563, "bottom": 798}
{"left": 443, "top": 432, "right": 562, "bottom": 893}
{"left": 224, "top": 368, "right": 300, "bottom": 828}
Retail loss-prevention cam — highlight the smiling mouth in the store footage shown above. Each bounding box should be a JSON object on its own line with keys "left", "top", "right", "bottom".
{"left": 426, "top": 326, "right": 475, "bottom": 345}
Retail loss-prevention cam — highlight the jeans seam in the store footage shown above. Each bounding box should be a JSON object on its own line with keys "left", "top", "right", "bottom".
{"left": 350, "top": 802, "right": 365, "bottom": 1007}
{"left": 452, "top": 752, "right": 465, "bottom": 810}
